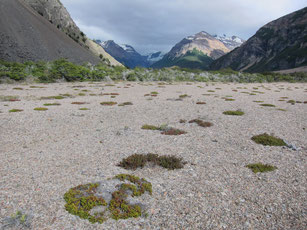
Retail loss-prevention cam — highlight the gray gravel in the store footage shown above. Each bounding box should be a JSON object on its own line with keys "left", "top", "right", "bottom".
{"left": 0, "top": 82, "right": 306, "bottom": 229}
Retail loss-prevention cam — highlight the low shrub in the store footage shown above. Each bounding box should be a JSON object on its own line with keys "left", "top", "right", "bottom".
{"left": 223, "top": 110, "right": 244, "bottom": 116}
{"left": 189, "top": 119, "right": 213, "bottom": 127}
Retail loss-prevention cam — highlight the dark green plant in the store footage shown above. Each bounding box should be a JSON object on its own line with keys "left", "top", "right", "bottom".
{"left": 260, "top": 104, "right": 276, "bottom": 107}
{"left": 100, "top": 101, "right": 117, "bottom": 106}
{"left": 251, "top": 133, "right": 286, "bottom": 146}
{"left": 34, "top": 107, "right": 48, "bottom": 111}
{"left": 9, "top": 109, "right": 23, "bottom": 113}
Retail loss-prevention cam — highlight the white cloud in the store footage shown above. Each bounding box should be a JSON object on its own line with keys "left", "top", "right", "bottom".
{"left": 62, "top": 0, "right": 306, "bottom": 54}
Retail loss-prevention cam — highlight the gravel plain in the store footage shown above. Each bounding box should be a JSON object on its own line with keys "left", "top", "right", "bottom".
{"left": 0, "top": 82, "right": 306, "bottom": 230}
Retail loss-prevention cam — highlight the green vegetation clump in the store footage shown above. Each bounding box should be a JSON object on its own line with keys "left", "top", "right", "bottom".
{"left": 71, "top": 102, "right": 87, "bottom": 105}
{"left": 260, "top": 104, "right": 276, "bottom": 107}
{"left": 287, "top": 100, "right": 296, "bottom": 105}
{"left": 40, "top": 96, "right": 65, "bottom": 100}
{"left": 100, "top": 101, "right": 117, "bottom": 106}
{"left": 118, "top": 153, "right": 185, "bottom": 170}
{"left": 223, "top": 110, "right": 244, "bottom": 116}
{"left": 251, "top": 133, "right": 286, "bottom": 146}
{"left": 225, "top": 98, "right": 235, "bottom": 101}
{"left": 79, "top": 108, "right": 90, "bottom": 110}
{"left": 0, "top": 96, "right": 20, "bottom": 102}
{"left": 179, "top": 94, "right": 189, "bottom": 98}
{"left": 64, "top": 175, "right": 152, "bottom": 224}
{"left": 2, "top": 210, "right": 30, "bottom": 229}
{"left": 141, "top": 124, "right": 160, "bottom": 130}
{"left": 161, "top": 128, "right": 187, "bottom": 135}
{"left": 34, "top": 107, "right": 48, "bottom": 111}
{"left": 246, "top": 163, "right": 277, "bottom": 173}
{"left": 118, "top": 102, "right": 133, "bottom": 106}
{"left": 142, "top": 124, "right": 186, "bottom": 135}
{"left": 189, "top": 119, "right": 213, "bottom": 128}
{"left": 9, "top": 109, "right": 23, "bottom": 113}
{"left": 43, "top": 103, "right": 61, "bottom": 106}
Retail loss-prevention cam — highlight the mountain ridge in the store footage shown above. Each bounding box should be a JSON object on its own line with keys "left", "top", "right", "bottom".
{"left": 210, "top": 7, "right": 307, "bottom": 72}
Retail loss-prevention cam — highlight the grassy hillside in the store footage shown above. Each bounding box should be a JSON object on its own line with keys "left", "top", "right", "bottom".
{"left": 152, "top": 49, "right": 213, "bottom": 70}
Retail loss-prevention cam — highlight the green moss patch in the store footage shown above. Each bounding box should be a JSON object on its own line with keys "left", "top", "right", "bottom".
{"left": 34, "top": 107, "right": 48, "bottom": 111}
{"left": 41, "top": 96, "right": 65, "bottom": 100}
{"left": 253, "top": 101, "right": 264, "bottom": 103}
{"left": 189, "top": 119, "right": 213, "bottom": 128}
{"left": 251, "top": 133, "right": 286, "bottom": 146}
{"left": 118, "top": 102, "right": 133, "bottom": 106}
{"left": 118, "top": 153, "right": 185, "bottom": 170}
{"left": 9, "top": 109, "right": 23, "bottom": 113}
{"left": 287, "top": 100, "right": 296, "bottom": 105}
{"left": 179, "top": 94, "right": 189, "bottom": 98}
{"left": 43, "top": 103, "right": 61, "bottom": 106}
{"left": 246, "top": 163, "right": 277, "bottom": 173}
{"left": 71, "top": 102, "right": 87, "bottom": 105}
{"left": 260, "top": 104, "right": 276, "bottom": 107}
{"left": 141, "top": 124, "right": 160, "bottom": 130}
{"left": 225, "top": 98, "right": 235, "bottom": 101}
{"left": 13, "top": 87, "right": 23, "bottom": 90}
{"left": 223, "top": 110, "right": 244, "bottom": 116}
{"left": 64, "top": 174, "right": 152, "bottom": 224}
{"left": 100, "top": 101, "right": 117, "bottom": 106}
{"left": 79, "top": 108, "right": 90, "bottom": 111}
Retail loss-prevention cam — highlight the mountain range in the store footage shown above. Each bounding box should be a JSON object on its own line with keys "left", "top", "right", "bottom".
{"left": 0, "top": 0, "right": 305, "bottom": 73}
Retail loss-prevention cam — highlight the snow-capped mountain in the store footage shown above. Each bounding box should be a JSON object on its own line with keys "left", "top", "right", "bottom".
{"left": 152, "top": 31, "right": 231, "bottom": 69}
{"left": 213, "top": 34, "right": 245, "bottom": 50}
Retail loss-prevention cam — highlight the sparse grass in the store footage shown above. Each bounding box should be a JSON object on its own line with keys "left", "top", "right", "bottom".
{"left": 2, "top": 210, "right": 30, "bottom": 229}
{"left": 100, "top": 101, "right": 117, "bottom": 106}
{"left": 34, "top": 107, "right": 48, "bottom": 111}
{"left": 189, "top": 119, "right": 213, "bottom": 128}
{"left": 118, "top": 102, "right": 133, "bottom": 106}
{"left": 260, "top": 104, "right": 276, "bottom": 107}
{"left": 251, "top": 133, "right": 286, "bottom": 146}
{"left": 246, "top": 163, "right": 277, "bottom": 173}
{"left": 118, "top": 153, "right": 185, "bottom": 170}
{"left": 43, "top": 103, "right": 61, "bottom": 106}
{"left": 9, "top": 109, "right": 23, "bottom": 112}
{"left": 223, "top": 110, "right": 244, "bottom": 116}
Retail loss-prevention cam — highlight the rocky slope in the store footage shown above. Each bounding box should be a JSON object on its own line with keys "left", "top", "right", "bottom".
{"left": 96, "top": 40, "right": 150, "bottom": 68}
{"left": 0, "top": 0, "right": 100, "bottom": 64}
{"left": 211, "top": 7, "right": 307, "bottom": 72}
{"left": 152, "top": 31, "right": 231, "bottom": 69}
{"left": 23, "top": 0, "right": 122, "bottom": 66}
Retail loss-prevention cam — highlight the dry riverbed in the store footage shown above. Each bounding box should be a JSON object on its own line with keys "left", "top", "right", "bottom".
{"left": 0, "top": 82, "right": 306, "bottom": 229}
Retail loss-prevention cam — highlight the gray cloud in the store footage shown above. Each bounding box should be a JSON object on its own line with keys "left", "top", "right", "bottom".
{"left": 62, "top": 0, "right": 306, "bottom": 54}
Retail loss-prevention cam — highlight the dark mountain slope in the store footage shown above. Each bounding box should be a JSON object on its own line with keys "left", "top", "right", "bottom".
{"left": 0, "top": 0, "right": 100, "bottom": 64}
{"left": 210, "top": 7, "right": 307, "bottom": 72}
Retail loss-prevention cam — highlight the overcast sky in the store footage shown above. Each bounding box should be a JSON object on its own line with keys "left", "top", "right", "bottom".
{"left": 61, "top": 0, "right": 306, "bottom": 54}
